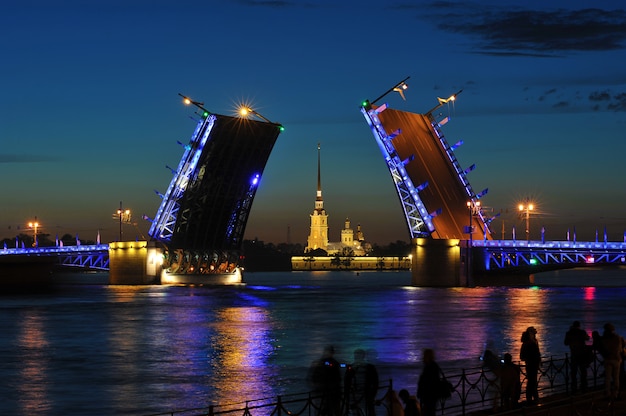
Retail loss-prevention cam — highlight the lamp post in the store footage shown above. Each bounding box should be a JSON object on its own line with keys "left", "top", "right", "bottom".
{"left": 28, "top": 218, "right": 39, "bottom": 247}
{"left": 466, "top": 200, "right": 481, "bottom": 245}
{"left": 518, "top": 202, "right": 534, "bottom": 242}
{"left": 466, "top": 200, "right": 480, "bottom": 283}
{"left": 116, "top": 201, "right": 131, "bottom": 241}
{"left": 426, "top": 89, "right": 463, "bottom": 115}
{"left": 178, "top": 93, "right": 210, "bottom": 117}
{"left": 369, "top": 76, "right": 410, "bottom": 106}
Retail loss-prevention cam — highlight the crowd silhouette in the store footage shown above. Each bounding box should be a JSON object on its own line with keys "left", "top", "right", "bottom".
{"left": 306, "top": 322, "right": 626, "bottom": 416}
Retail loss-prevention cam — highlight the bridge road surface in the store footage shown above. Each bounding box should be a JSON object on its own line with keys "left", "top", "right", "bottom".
{"left": 377, "top": 107, "right": 487, "bottom": 240}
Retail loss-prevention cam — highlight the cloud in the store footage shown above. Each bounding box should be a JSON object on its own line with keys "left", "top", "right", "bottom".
{"left": 589, "top": 91, "right": 611, "bottom": 102}
{"left": 0, "top": 154, "right": 61, "bottom": 163}
{"left": 409, "top": 2, "right": 626, "bottom": 56}
{"left": 588, "top": 90, "right": 626, "bottom": 111}
{"left": 607, "top": 92, "right": 626, "bottom": 111}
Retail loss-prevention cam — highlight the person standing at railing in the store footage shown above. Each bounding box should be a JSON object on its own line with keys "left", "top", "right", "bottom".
{"left": 307, "top": 345, "right": 343, "bottom": 416}
{"left": 600, "top": 323, "right": 625, "bottom": 400}
{"left": 520, "top": 327, "right": 541, "bottom": 405}
{"left": 417, "top": 348, "right": 442, "bottom": 416}
{"left": 564, "top": 320, "right": 590, "bottom": 394}
{"left": 344, "top": 348, "right": 379, "bottom": 416}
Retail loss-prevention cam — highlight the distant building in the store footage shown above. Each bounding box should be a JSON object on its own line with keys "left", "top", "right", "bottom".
{"left": 306, "top": 143, "right": 329, "bottom": 252}
{"left": 304, "top": 144, "right": 371, "bottom": 256}
{"left": 326, "top": 218, "right": 370, "bottom": 256}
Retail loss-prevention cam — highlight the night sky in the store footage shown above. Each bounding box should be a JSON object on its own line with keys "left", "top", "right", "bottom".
{"left": 2, "top": 0, "right": 625, "bottom": 246}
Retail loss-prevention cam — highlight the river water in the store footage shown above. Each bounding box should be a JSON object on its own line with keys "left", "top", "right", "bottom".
{"left": 2, "top": 268, "right": 626, "bottom": 415}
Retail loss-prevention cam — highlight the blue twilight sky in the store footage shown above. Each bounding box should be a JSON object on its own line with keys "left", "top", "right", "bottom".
{"left": 1, "top": 0, "right": 626, "bottom": 245}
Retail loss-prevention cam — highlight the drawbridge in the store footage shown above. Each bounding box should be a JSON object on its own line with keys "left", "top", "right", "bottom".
{"left": 146, "top": 98, "right": 283, "bottom": 284}
{"left": 359, "top": 78, "right": 625, "bottom": 285}
{"left": 360, "top": 78, "right": 491, "bottom": 241}
{"left": 3, "top": 85, "right": 625, "bottom": 287}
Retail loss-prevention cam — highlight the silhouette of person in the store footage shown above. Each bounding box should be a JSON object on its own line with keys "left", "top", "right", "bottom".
{"left": 417, "top": 348, "right": 442, "bottom": 416}
{"left": 564, "top": 320, "right": 590, "bottom": 394}
{"left": 499, "top": 353, "right": 521, "bottom": 410}
{"left": 344, "top": 348, "right": 379, "bottom": 416}
{"left": 307, "top": 345, "right": 342, "bottom": 416}
{"left": 481, "top": 349, "right": 503, "bottom": 410}
{"left": 600, "top": 323, "right": 625, "bottom": 400}
{"left": 398, "top": 388, "right": 420, "bottom": 416}
{"left": 520, "top": 326, "right": 541, "bottom": 404}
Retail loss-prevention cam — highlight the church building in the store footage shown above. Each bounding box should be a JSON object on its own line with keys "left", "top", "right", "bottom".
{"left": 304, "top": 144, "right": 370, "bottom": 256}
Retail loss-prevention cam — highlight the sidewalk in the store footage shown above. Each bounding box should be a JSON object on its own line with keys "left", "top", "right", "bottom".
{"left": 478, "top": 389, "right": 626, "bottom": 416}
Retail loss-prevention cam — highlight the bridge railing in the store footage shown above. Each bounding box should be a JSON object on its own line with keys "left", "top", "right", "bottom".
{"left": 147, "top": 352, "right": 603, "bottom": 416}
{"left": 472, "top": 239, "right": 626, "bottom": 270}
{"left": 473, "top": 240, "right": 626, "bottom": 250}
{"left": 1, "top": 244, "right": 111, "bottom": 270}
{"left": 439, "top": 352, "right": 604, "bottom": 415}
{"left": 0, "top": 244, "right": 109, "bottom": 256}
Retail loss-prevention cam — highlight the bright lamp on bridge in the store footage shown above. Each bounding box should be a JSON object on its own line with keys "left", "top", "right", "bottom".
{"left": 28, "top": 220, "right": 39, "bottom": 248}
{"left": 519, "top": 202, "right": 534, "bottom": 242}
{"left": 179, "top": 93, "right": 210, "bottom": 118}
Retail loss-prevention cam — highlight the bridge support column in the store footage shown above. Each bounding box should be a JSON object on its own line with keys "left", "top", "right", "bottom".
{"left": 411, "top": 238, "right": 464, "bottom": 287}
{"left": 108, "top": 241, "right": 163, "bottom": 285}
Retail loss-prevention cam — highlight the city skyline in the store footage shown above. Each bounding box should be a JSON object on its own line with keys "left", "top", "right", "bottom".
{"left": 2, "top": 0, "right": 626, "bottom": 246}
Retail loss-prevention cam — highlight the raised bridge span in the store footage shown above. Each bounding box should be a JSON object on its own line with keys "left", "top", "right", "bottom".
{"left": 2, "top": 84, "right": 625, "bottom": 286}
{"left": 359, "top": 79, "right": 626, "bottom": 285}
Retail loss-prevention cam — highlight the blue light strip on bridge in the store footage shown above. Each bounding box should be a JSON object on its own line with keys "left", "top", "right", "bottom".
{"left": 472, "top": 239, "right": 626, "bottom": 270}
{"left": 427, "top": 113, "right": 490, "bottom": 235}
{"left": 360, "top": 104, "right": 433, "bottom": 238}
{"left": 148, "top": 115, "right": 216, "bottom": 242}
{"left": 0, "top": 244, "right": 109, "bottom": 256}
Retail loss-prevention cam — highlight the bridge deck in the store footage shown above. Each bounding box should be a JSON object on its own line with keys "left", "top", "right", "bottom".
{"left": 377, "top": 108, "right": 483, "bottom": 239}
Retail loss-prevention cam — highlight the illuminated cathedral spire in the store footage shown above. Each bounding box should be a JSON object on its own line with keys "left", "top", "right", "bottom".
{"left": 306, "top": 143, "right": 328, "bottom": 252}
{"left": 315, "top": 142, "right": 324, "bottom": 212}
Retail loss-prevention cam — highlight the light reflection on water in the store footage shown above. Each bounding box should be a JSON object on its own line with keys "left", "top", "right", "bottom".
{"left": 1, "top": 269, "right": 626, "bottom": 415}
{"left": 17, "top": 311, "right": 51, "bottom": 415}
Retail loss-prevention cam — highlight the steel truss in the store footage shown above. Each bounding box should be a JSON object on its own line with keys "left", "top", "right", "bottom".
{"left": 361, "top": 104, "right": 432, "bottom": 238}
{"left": 148, "top": 115, "right": 216, "bottom": 242}
{"left": 473, "top": 240, "right": 626, "bottom": 270}
{"left": 0, "top": 244, "right": 110, "bottom": 270}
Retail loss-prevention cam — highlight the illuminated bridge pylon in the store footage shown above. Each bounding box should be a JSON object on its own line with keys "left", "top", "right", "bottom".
{"left": 146, "top": 102, "right": 283, "bottom": 283}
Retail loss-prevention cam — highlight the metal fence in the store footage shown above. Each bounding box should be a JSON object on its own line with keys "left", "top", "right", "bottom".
{"left": 147, "top": 352, "right": 606, "bottom": 416}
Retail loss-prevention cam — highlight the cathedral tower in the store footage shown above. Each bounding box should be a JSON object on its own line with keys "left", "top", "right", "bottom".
{"left": 305, "top": 143, "right": 328, "bottom": 252}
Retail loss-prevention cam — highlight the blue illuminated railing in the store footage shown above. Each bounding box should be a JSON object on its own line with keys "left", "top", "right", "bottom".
{"left": 0, "top": 244, "right": 110, "bottom": 270}
{"left": 472, "top": 239, "right": 626, "bottom": 270}
{"left": 0, "top": 244, "right": 108, "bottom": 256}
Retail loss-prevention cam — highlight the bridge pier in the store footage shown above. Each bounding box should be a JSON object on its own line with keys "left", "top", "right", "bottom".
{"left": 108, "top": 241, "right": 163, "bottom": 285}
{"left": 410, "top": 238, "right": 537, "bottom": 287}
{"left": 411, "top": 238, "right": 465, "bottom": 287}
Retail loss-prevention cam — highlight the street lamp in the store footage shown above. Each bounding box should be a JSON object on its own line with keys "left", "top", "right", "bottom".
{"left": 238, "top": 106, "right": 284, "bottom": 130}
{"left": 466, "top": 200, "right": 480, "bottom": 283}
{"left": 178, "top": 93, "right": 210, "bottom": 117}
{"left": 369, "top": 76, "right": 410, "bottom": 106}
{"left": 28, "top": 218, "right": 39, "bottom": 247}
{"left": 116, "top": 201, "right": 131, "bottom": 241}
{"left": 466, "top": 200, "right": 481, "bottom": 245}
{"left": 518, "top": 202, "right": 534, "bottom": 242}
{"left": 426, "top": 89, "right": 463, "bottom": 115}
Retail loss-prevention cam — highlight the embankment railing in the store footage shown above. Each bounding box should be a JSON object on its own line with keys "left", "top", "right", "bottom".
{"left": 147, "top": 352, "right": 606, "bottom": 416}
